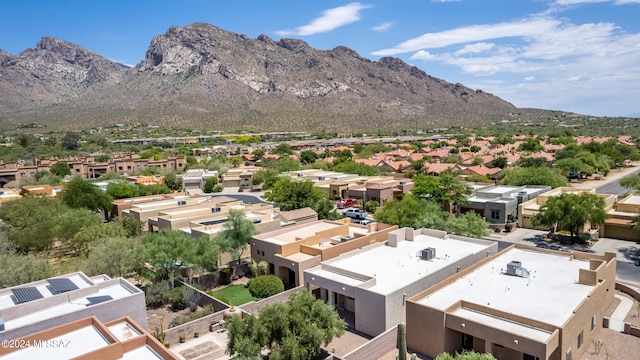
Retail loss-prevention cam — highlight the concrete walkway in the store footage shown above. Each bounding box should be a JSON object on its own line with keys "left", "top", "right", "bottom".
{"left": 609, "top": 294, "right": 634, "bottom": 332}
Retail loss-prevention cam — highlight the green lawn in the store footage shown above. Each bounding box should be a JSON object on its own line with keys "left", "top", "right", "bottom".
{"left": 210, "top": 284, "right": 259, "bottom": 306}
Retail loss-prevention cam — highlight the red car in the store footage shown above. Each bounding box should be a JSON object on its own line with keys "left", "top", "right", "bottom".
{"left": 336, "top": 198, "right": 356, "bottom": 209}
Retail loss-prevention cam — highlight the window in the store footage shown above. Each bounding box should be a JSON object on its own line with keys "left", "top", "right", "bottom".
{"left": 491, "top": 210, "right": 500, "bottom": 220}
{"left": 523, "top": 354, "right": 539, "bottom": 360}
{"left": 566, "top": 349, "right": 572, "bottom": 360}
{"left": 577, "top": 331, "right": 583, "bottom": 349}
{"left": 591, "top": 314, "right": 597, "bottom": 330}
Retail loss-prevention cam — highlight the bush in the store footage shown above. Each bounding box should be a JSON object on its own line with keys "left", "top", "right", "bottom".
{"left": 145, "top": 281, "right": 171, "bottom": 308}
{"left": 504, "top": 223, "right": 513, "bottom": 232}
{"left": 169, "top": 305, "right": 216, "bottom": 328}
{"left": 248, "top": 275, "right": 284, "bottom": 298}
{"left": 169, "top": 287, "right": 186, "bottom": 310}
{"left": 219, "top": 267, "right": 234, "bottom": 285}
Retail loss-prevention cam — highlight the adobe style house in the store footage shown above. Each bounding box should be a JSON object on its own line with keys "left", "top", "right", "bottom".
{"left": 0, "top": 272, "right": 147, "bottom": 342}
{"left": 0, "top": 316, "right": 178, "bottom": 359}
{"left": 600, "top": 193, "right": 640, "bottom": 241}
{"left": 406, "top": 246, "right": 616, "bottom": 360}
{"left": 518, "top": 187, "right": 617, "bottom": 231}
{"left": 304, "top": 227, "right": 497, "bottom": 337}
{"left": 250, "top": 219, "right": 398, "bottom": 289}
{"left": 0, "top": 154, "right": 186, "bottom": 188}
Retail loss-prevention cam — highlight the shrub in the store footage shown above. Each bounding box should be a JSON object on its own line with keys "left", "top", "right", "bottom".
{"left": 219, "top": 267, "right": 234, "bottom": 285}
{"left": 248, "top": 275, "right": 284, "bottom": 298}
{"left": 169, "top": 305, "right": 216, "bottom": 328}
{"left": 145, "top": 281, "right": 171, "bottom": 308}
{"left": 504, "top": 223, "right": 513, "bottom": 232}
{"left": 169, "top": 287, "right": 186, "bottom": 310}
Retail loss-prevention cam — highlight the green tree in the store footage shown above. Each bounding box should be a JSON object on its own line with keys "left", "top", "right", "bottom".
{"left": 265, "top": 178, "right": 323, "bottom": 211}
{"left": 163, "top": 173, "right": 182, "bottom": 191}
{"left": 487, "top": 157, "right": 508, "bottom": 169}
{"left": 50, "top": 162, "right": 71, "bottom": 177}
{"left": 374, "top": 195, "right": 444, "bottom": 229}
{"left": 62, "top": 177, "right": 113, "bottom": 217}
{"left": 299, "top": 150, "right": 318, "bottom": 165}
{"left": 332, "top": 161, "right": 381, "bottom": 176}
{"left": 227, "top": 290, "right": 345, "bottom": 360}
{"left": 83, "top": 236, "right": 141, "bottom": 278}
{"left": 532, "top": 192, "right": 609, "bottom": 243}
{"left": 272, "top": 143, "right": 293, "bottom": 155}
{"left": 251, "top": 168, "right": 279, "bottom": 189}
{"left": 248, "top": 275, "right": 285, "bottom": 298}
{"left": 51, "top": 208, "right": 103, "bottom": 255}
{"left": 555, "top": 158, "right": 593, "bottom": 178}
{"left": 620, "top": 174, "right": 640, "bottom": 191}
{"left": 0, "top": 196, "right": 68, "bottom": 252}
{"left": 517, "top": 137, "right": 544, "bottom": 152}
{"left": 501, "top": 167, "right": 566, "bottom": 188}
{"left": 252, "top": 149, "right": 265, "bottom": 160}
{"left": 137, "top": 229, "right": 219, "bottom": 282}
{"left": 216, "top": 209, "right": 258, "bottom": 271}
{"left": 0, "top": 252, "right": 53, "bottom": 287}
{"left": 72, "top": 220, "right": 128, "bottom": 255}
{"left": 412, "top": 173, "right": 471, "bottom": 208}
{"left": 61, "top": 132, "right": 81, "bottom": 150}
{"left": 451, "top": 212, "right": 489, "bottom": 238}
{"left": 203, "top": 176, "right": 219, "bottom": 193}
{"left": 106, "top": 180, "right": 137, "bottom": 199}
{"left": 274, "top": 156, "right": 301, "bottom": 172}
{"left": 315, "top": 198, "right": 343, "bottom": 220}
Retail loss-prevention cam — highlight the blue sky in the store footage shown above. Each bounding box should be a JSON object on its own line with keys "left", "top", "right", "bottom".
{"left": 2, "top": 0, "right": 639, "bottom": 117}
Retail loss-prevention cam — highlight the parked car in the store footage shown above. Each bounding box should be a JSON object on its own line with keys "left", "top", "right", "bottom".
{"left": 344, "top": 208, "right": 368, "bottom": 220}
{"left": 336, "top": 198, "right": 356, "bottom": 209}
{"left": 352, "top": 219, "right": 374, "bottom": 226}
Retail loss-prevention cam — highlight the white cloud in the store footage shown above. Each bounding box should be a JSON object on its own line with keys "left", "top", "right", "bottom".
{"left": 276, "top": 2, "right": 372, "bottom": 36}
{"left": 372, "top": 18, "right": 560, "bottom": 56}
{"left": 372, "top": 21, "right": 393, "bottom": 32}
{"left": 454, "top": 42, "right": 495, "bottom": 56}
{"left": 524, "top": 76, "right": 535, "bottom": 81}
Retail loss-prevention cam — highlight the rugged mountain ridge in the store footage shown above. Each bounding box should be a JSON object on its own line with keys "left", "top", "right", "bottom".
{"left": 0, "top": 23, "right": 548, "bottom": 132}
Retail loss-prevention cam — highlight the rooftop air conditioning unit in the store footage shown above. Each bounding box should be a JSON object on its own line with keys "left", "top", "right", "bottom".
{"left": 177, "top": 200, "right": 187, "bottom": 206}
{"left": 506, "top": 261, "right": 521, "bottom": 275}
{"left": 211, "top": 206, "right": 221, "bottom": 213}
{"left": 340, "top": 235, "right": 355, "bottom": 242}
{"left": 421, "top": 247, "right": 436, "bottom": 260}
{"left": 506, "top": 261, "right": 529, "bottom": 278}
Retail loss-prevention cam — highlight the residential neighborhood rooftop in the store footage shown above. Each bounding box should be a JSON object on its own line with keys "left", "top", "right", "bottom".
{"left": 307, "top": 233, "right": 493, "bottom": 295}
{"left": 415, "top": 247, "right": 596, "bottom": 327}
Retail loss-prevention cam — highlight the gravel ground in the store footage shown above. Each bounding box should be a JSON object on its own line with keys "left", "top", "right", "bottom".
{"left": 582, "top": 291, "right": 640, "bottom": 360}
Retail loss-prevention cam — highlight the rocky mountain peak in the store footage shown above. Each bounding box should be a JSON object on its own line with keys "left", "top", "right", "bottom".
{"left": 0, "top": 22, "right": 545, "bottom": 132}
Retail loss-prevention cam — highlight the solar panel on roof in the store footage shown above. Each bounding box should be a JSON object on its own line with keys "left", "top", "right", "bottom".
{"left": 47, "top": 278, "right": 79, "bottom": 293}
{"left": 86, "top": 295, "right": 113, "bottom": 306}
{"left": 11, "top": 287, "right": 43, "bottom": 304}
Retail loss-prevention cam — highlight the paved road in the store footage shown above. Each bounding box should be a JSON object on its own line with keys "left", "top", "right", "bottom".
{"left": 595, "top": 166, "right": 640, "bottom": 198}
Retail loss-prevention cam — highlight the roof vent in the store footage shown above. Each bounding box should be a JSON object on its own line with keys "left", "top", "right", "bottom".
{"left": 211, "top": 206, "right": 221, "bottom": 213}
{"left": 420, "top": 247, "right": 436, "bottom": 260}
{"left": 177, "top": 200, "right": 187, "bottom": 206}
{"left": 505, "top": 261, "right": 529, "bottom": 278}
{"left": 340, "top": 235, "right": 355, "bottom": 242}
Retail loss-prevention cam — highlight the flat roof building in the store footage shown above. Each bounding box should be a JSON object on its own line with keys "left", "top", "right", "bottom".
{"left": 305, "top": 227, "right": 498, "bottom": 336}
{"left": 406, "top": 246, "right": 616, "bottom": 360}
{"left": 0, "top": 316, "right": 178, "bottom": 359}
{"left": 600, "top": 193, "right": 640, "bottom": 241}
{"left": 0, "top": 272, "right": 147, "bottom": 342}
{"left": 251, "top": 219, "right": 399, "bottom": 289}
{"left": 461, "top": 185, "right": 550, "bottom": 224}
{"left": 519, "top": 187, "right": 617, "bottom": 230}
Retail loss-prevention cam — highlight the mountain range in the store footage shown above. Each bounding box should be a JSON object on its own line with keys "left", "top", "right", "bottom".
{"left": 0, "top": 23, "right": 561, "bottom": 133}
